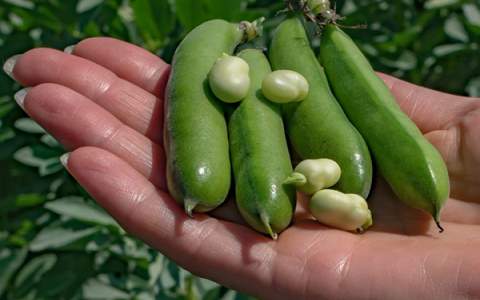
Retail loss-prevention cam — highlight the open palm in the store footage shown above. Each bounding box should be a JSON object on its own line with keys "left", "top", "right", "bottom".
{"left": 7, "top": 38, "right": 480, "bottom": 299}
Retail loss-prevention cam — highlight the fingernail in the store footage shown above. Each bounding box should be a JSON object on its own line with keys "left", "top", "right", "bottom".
{"left": 14, "top": 88, "right": 31, "bottom": 110}
{"left": 64, "top": 45, "right": 75, "bottom": 54}
{"left": 3, "top": 54, "right": 21, "bottom": 80}
{"left": 60, "top": 152, "right": 70, "bottom": 169}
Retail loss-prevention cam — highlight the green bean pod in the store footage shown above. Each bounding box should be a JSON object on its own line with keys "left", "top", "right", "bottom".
{"left": 269, "top": 17, "right": 373, "bottom": 198}
{"left": 165, "top": 20, "right": 247, "bottom": 215}
{"left": 229, "top": 49, "right": 296, "bottom": 239}
{"left": 319, "top": 25, "right": 450, "bottom": 229}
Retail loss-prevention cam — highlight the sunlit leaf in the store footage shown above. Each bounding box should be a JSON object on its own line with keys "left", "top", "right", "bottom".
{"left": 82, "top": 278, "right": 130, "bottom": 299}
{"left": 0, "top": 247, "right": 27, "bottom": 297}
{"left": 13, "top": 253, "right": 94, "bottom": 299}
{"left": 14, "top": 254, "right": 57, "bottom": 292}
{"left": 463, "top": 3, "right": 480, "bottom": 27}
{"left": 77, "top": 0, "right": 104, "bottom": 13}
{"left": 14, "top": 118, "right": 45, "bottom": 134}
{"left": 29, "top": 226, "right": 98, "bottom": 252}
{"left": 445, "top": 14, "right": 469, "bottom": 42}
{"left": 379, "top": 51, "right": 417, "bottom": 70}
{"left": 13, "top": 146, "right": 63, "bottom": 176}
{"left": 13, "top": 146, "right": 44, "bottom": 167}
{"left": 40, "top": 134, "right": 60, "bottom": 148}
{"left": 466, "top": 76, "right": 480, "bottom": 97}
{"left": 45, "top": 196, "right": 118, "bottom": 227}
{"left": 425, "top": 0, "right": 460, "bottom": 9}
{"left": 433, "top": 43, "right": 467, "bottom": 56}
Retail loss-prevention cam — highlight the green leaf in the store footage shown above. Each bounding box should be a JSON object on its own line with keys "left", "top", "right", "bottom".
{"left": 13, "top": 146, "right": 45, "bottom": 167}
{"left": 13, "top": 253, "right": 95, "bottom": 300}
{"left": 13, "top": 146, "right": 63, "bottom": 176}
{"left": 40, "top": 134, "right": 60, "bottom": 148}
{"left": 433, "top": 43, "right": 467, "bottom": 56}
{"left": 82, "top": 278, "right": 130, "bottom": 299}
{"left": 0, "top": 247, "right": 28, "bottom": 297}
{"left": 445, "top": 14, "right": 469, "bottom": 42}
{"left": 0, "top": 99, "right": 15, "bottom": 118}
{"left": 14, "top": 254, "right": 57, "bottom": 292}
{"left": 148, "top": 253, "right": 165, "bottom": 286}
{"left": 425, "top": 0, "right": 460, "bottom": 9}
{"left": 15, "top": 193, "right": 46, "bottom": 207}
{"left": 39, "top": 159, "right": 63, "bottom": 176}
{"left": 174, "top": 0, "right": 244, "bottom": 31}
{"left": 0, "top": 128, "right": 15, "bottom": 143}
{"left": 379, "top": 51, "right": 417, "bottom": 70}
{"left": 125, "top": 273, "right": 150, "bottom": 291}
{"left": 197, "top": 277, "right": 220, "bottom": 293}
{"left": 44, "top": 196, "right": 118, "bottom": 227}
{"left": 466, "top": 76, "right": 480, "bottom": 97}
{"left": 222, "top": 290, "right": 239, "bottom": 300}
{"left": 202, "top": 287, "right": 222, "bottom": 300}
{"left": 136, "top": 291, "right": 157, "bottom": 300}
{"left": 29, "top": 225, "right": 98, "bottom": 252}
{"left": 14, "top": 118, "right": 46, "bottom": 134}
{"left": 76, "top": 0, "right": 104, "bottom": 13}
{"left": 463, "top": 3, "right": 480, "bottom": 27}
{"left": 174, "top": 0, "right": 208, "bottom": 31}
{"left": 3, "top": 0, "right": 34, "bottom": 9}
{"left": 159, "top": 260, "right": 177, "bottom": 290}
{"left": 131, "top": 0, "right": 175, "bottom": 50}
{"left": 341, "top": 0, "right": 358, "bottom": 15}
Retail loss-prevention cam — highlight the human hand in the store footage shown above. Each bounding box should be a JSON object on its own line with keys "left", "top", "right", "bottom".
{"left": 4, "top": 38, "right": 480, "bottom": 299}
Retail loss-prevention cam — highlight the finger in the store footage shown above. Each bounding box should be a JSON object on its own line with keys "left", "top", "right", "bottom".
{"left": 378, "top": 73, "right": 479, "bottom": 133}
{"left": 12, "top": 48, "right": 163, "bottom": 143}
{"left": 276, "top": 219, "right": 480, "bottom": 299}
{"left": 71, "top": 37, "right": 170, "bottom": 97}
{"left": 64, "top": 147, "right": 277, "bottom": 298}
{"left": 442, "top": 198, "right": 480, "bottom": 225}
{"left": 64, "top": 147, "right": 480, "bottom": 300}
{"left": 21, "top": 83, "right": 166, "bottom": 189}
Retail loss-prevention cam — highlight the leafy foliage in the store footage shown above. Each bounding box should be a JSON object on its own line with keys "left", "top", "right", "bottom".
{"left": 0, "top": 0, "right": 478, "bottom": 299}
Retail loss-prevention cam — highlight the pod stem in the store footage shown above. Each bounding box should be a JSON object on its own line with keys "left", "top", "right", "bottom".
{"left": 283, "top": 172, "right": 307, "bottom": 186}
{"left": 260, "top": 212, "right": 278, "bottom": 240}
{"left": 239, "top": 17, "right": 265, "bottom": 42}
{"left": 184, "top": 198, "right": 198, "bottom": 218}
{"left": 284, "top": 0, "right": 365, "bottom": 31}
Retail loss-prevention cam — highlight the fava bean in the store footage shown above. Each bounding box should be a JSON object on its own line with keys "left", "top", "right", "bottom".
{"left": 209, "top": 54, "right": 250, "bottom": 103}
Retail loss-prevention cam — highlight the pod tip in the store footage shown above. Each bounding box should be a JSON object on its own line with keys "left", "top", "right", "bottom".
{"left": 435, "top": 220, "right": 444, "bottom": 233}
{"left": 260, "top": 212, "right": 278, "bottom": 240}
{"left": 434, "top": 206, "right": 444, "bottom": 233}
{"left": 184, "top": 198, "right": 197, "bottom": 218}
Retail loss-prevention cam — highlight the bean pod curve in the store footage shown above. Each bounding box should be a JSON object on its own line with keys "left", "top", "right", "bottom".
{"left": 165, "top": 20, "right": 253, "bottom": 215}
{"left": 269, "top": 16, "right": 373, "bottom": 198}
{"left": 319, "top": 25, "right": 450, "bottom": 230}
{"left": 229, "top": 49, "right": 296, "bottom": 239}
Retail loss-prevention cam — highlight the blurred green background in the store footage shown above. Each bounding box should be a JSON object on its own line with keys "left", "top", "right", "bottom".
{"left": 0, "top": 0, "right": 479, "bottom": 299}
